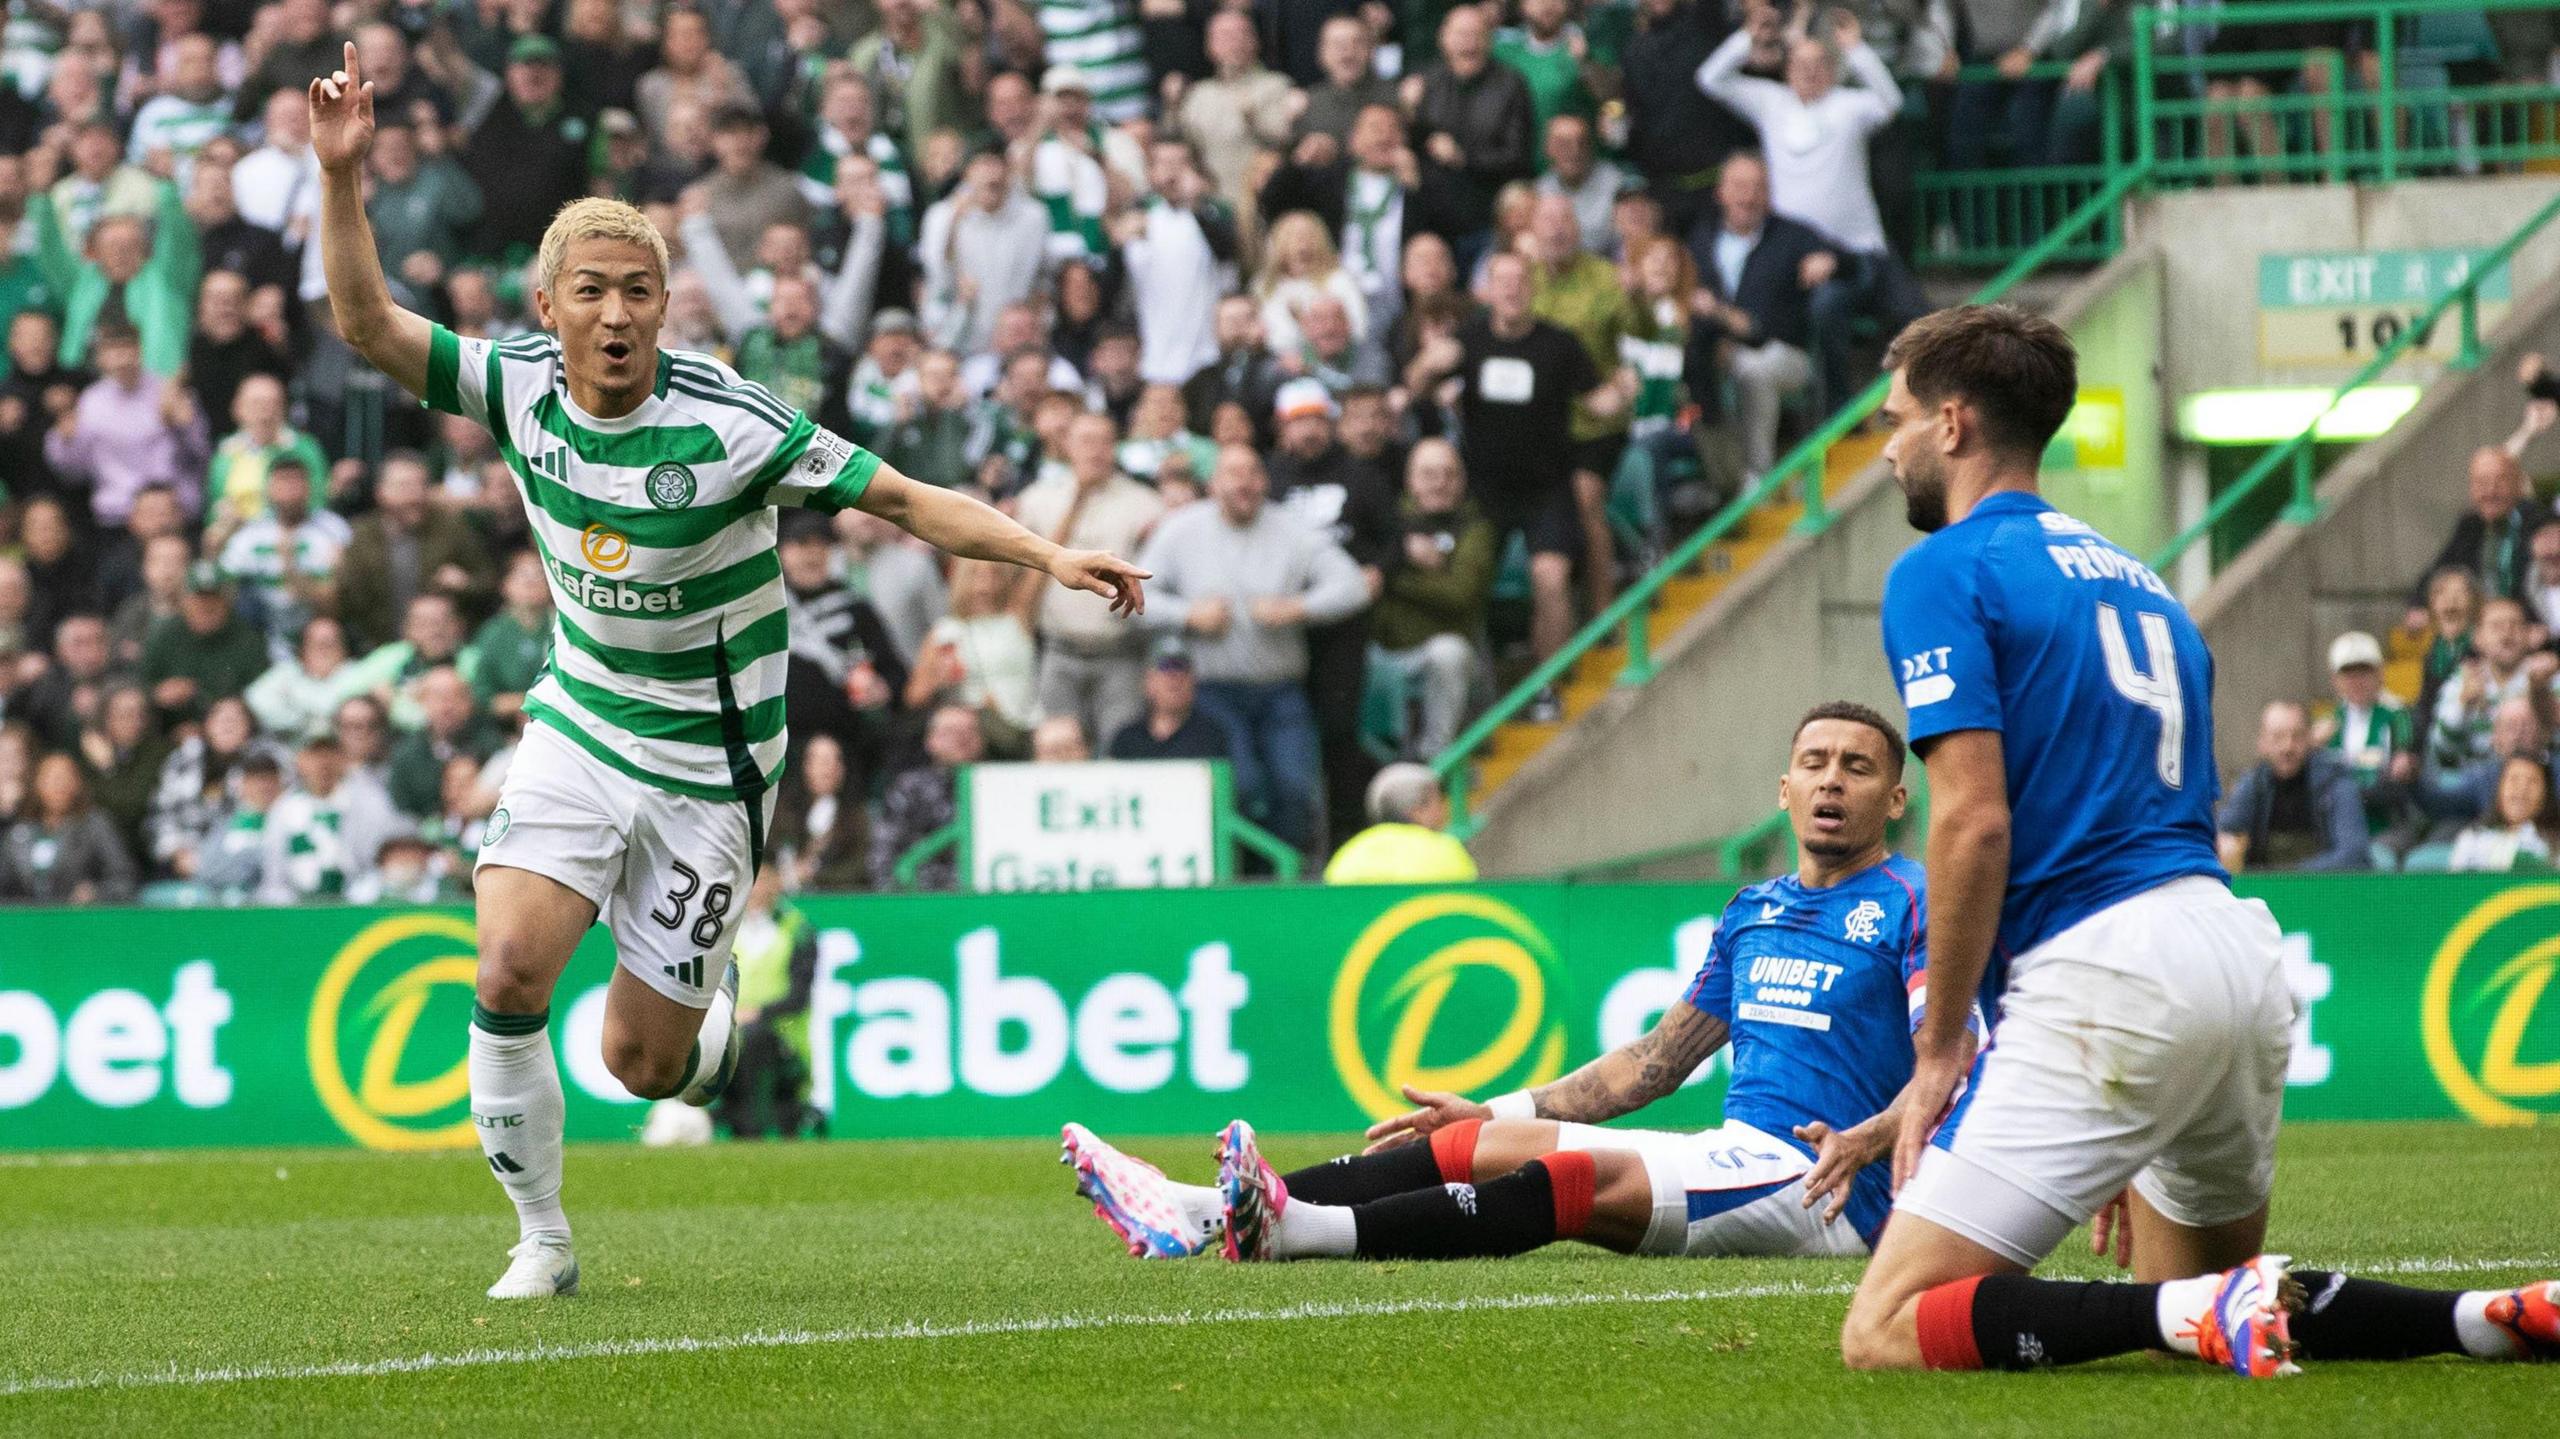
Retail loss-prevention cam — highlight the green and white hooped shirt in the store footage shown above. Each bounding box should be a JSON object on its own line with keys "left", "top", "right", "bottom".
{"left": 424, "top": 326, "right": 880, "bottom": 801}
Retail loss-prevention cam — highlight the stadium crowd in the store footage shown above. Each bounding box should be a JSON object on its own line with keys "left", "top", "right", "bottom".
{"left": 2217, "top": 360, "right": 2560, "bottom": 877}
{"left": 0, "top": 0, "right": 2554, "bottom": 903}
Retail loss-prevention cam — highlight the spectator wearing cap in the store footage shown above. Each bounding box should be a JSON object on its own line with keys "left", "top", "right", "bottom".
{"left": 46, "top": 322, "right": 209, "bottom": 526}
{"left": 1373, "top": 438, "right": 1497, "bottom": 756}
{"left": 2217, "top": 700, "right": 2370, "bottom": 873}
{"left": 1535, "top": 115, "right": 1627, "bottom": 260}
{"left": 1270, "top": 377, "right": 1400, "bottom": 831}
{"left": 1324, "top": 762, "right": 1479, "bottom": 883}
{"left": 1109, "top": 641, "right": 1234, "bottom": 761}
{"left": 258, "top": 732, "right": 405, "bottom": 903}
{"left": 2314, "top": 629, "right": 2417, "bottom": 840}
{"left": 337, "top": 451, "right": 496, "bottom": 649}
{"left": 1140, "top": 445, "right": 1369, "bottom": 853}
{"left": 1016, "top": 412, "right": 1167, "bottom": 747}
{"left": 363, "top": 118, "right": 483, "bottom": 298}
{"left": 1410, "top": 6, "right": 1536, "bottom": 260}
{"left": 141, "top": 559, "right": 269, "bottom": 726}
{"left": 1176, "top": 14, "right": 1299, "bottom": 219}
{"left": 846, "top": 308, "right": 925, "bottom": 443}
{"left": 1119, "top": 135, "right": 1234, "bottom": 389}
{"left": 919, "top": 148, "right": 1050, "bottom": 356}
{"left": 213, "top": 453, "right": 350, "bottom": 661}
{"left": 2404, "top": 448, "right": 2556, "bottom": 630}
{"left": 460, "top": 35, "right": 594, "bottom": 259}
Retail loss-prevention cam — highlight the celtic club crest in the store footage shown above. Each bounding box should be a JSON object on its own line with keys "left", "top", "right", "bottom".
{"left": 646, "top": 462, "right": 696, "bottom": 510}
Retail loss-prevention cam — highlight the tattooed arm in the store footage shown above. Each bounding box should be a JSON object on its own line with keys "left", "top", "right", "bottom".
{"left": 1526, "top": 1000, "right": 1730, "bottom": 1124}
{"left": 1361, "top": 1001, "right": 1730, "bottom": 1152}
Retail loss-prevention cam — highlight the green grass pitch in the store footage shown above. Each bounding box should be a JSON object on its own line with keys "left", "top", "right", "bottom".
{"left": 4, "top": 1121, "right": 2553, "bottom": 1436}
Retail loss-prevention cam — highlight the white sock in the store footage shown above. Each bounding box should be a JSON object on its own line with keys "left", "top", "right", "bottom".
{"left": 677, "top": 986, "right": 737, "bottom": 1107}
{"left": 2452, "top": 1291, "right": 2523, "bottom": 1358}
{"left": 2153, "top": 1273, "right": 2224, "bottom": 1356}
{"left": 1168, "top": 1180, "right": 1226, "bottom": 1246}
{"left": 1270, "top": 1199, "right": 1359, "bottom": 1260}
{"left": 469, "top": 1019, "right": 569, "bottom": 1242}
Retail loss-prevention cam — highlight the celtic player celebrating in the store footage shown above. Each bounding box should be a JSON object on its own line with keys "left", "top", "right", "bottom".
{"left": 310, "top": 43, "right": 1148, "bottom": 1300}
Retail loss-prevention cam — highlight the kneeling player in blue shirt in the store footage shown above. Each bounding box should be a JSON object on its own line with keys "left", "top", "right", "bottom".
{"left": 1060, "top": 702, "right": 1984, "bottom": 1263}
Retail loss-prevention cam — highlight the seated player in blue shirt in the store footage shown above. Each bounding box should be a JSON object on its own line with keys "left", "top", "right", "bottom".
{"left": 1058, "top": 701, "right": 1985, "bottom": 1264}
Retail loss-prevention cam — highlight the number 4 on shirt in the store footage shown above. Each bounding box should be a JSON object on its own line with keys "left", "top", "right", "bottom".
{"left": 2096, "top": 602, "right": 2185, "bottom": 789}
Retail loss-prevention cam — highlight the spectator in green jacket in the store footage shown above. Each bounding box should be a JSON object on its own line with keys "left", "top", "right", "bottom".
{"left": 35, "top": 163, "right": 199, "bottom": 376}
{"left": 1370, "top": 438, "right": 1497, "bottom": 757}
{"left": 461, "top": 551, "right": 554, "bottom": 722}
{"left": 141, "top": 561, "right": 270, "bottom": 727}
{"left": 2314, "top": 629, "right": 2417, "bottom": 844}
{"left": 365, "top": 119, "right": 484, "bottom": 299}
{"left": 386, "top": 666, "right": 500, "bottom": 817}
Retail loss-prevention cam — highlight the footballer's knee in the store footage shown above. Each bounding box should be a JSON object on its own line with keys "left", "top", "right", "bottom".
{"left": 602, "top": 1031, "right": 689, "bottom": 1100}
{"left": 474, "top": 930, "right": 565, "bottom": 1016}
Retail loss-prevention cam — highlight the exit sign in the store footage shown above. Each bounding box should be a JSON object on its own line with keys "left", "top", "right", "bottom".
{"left": 2257, "top": 249, "right": 2510, "bottom": 369}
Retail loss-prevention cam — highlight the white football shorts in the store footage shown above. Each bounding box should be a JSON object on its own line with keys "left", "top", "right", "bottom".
{"left": 474, "top": 721, "right": 763, "bottom": 1007}
{"left": 1552, "top": 1119, "right": 1872, "bottom": 1258}
{"left": 1894, "top": 875, "right": 2294, "bottom": 1266}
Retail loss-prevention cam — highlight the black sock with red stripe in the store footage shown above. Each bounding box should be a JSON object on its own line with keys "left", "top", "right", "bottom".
{"left": 1917, "top": 1276, "right": 2163, "bottom": 1370}
{"left": 1280, "top": 1145, "right": 1446, "bottom": 1206}
{"left": 1349, "top": 1152, "right": 1597, "bottom": 1260}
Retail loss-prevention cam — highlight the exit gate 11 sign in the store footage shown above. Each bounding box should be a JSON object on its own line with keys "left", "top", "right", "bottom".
{"left": 2257, "top": 249, "right": 2510, "bottom": 370}
{"left": 962, "top": 760, "right": 1221, "bottom": 892}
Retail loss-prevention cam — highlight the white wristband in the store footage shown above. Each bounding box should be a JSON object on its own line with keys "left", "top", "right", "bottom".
{"left": 1485, "top": 1091, "right": 1536, "bottom": 1121}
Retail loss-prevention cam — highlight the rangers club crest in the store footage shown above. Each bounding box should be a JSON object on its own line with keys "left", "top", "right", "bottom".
{"left": 646, "top": 462, "right": 696, "bottom": 510}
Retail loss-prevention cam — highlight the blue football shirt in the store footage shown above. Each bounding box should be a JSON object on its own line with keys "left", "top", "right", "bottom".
{"left": 1683, "top": 854, "right": 1975, "bottom": 1246}
{"left": 1879, "top": 491, "right": 2225, "bottom": 962}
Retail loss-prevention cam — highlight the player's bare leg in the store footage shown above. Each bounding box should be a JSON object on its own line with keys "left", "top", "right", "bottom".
{"left": 471, "top": 865, "right": 594, "bottom": 1299}
{"left": 1838, "top": 1210, "right": 2025, "bottom": 1369}
{"left": 2122, "top": 1187, "right": 2265, "bottom": 1283}
{"left": 1218, "top": 1118, "right": 1656, "bottom": 1260}
{"left": 600, "top": 961, "right": 741, "bottom": 1106}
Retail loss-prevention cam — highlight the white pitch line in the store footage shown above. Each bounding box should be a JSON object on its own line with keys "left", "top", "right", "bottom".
{"left": 1, "top": 1255, "right": 2546, "bottom": 1400}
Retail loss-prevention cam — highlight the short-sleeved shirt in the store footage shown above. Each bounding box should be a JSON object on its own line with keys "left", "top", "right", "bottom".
{"left": 1879, "top": 492, "right": 2224, "bottom": 961}
{"left": 424, "top": 325, "right": 879, "bottom": 801}
{"left": 1682, "top": 854, "right": 1974, "bottom": 1245}
{"left": 1451, "top": 312, "right": 1596, "bottom": 506}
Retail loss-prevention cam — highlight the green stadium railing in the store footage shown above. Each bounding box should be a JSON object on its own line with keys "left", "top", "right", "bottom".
{"left": 2132, "top": 0, "right": 2560, "bottom": 185}
{"left": 2148, "top": 181, "right": 2560, "bottom": 578}
{"left": 1423, "top": 169, "right": 2152, "bottom": 840}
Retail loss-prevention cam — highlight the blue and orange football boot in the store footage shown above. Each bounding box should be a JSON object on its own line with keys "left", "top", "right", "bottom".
{"left": 2483, "top": 1281, "right": 2559, "bottom": 1359}
{"left": 2176, "top": 1254, "right": 2303, "bottom": 1378}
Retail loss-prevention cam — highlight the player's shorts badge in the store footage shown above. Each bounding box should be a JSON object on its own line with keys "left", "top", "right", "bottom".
{"left": 646, "top": 462, "right": 697, "bottom": 510}
{"left": 483, "top": 807, "right": 511, "bottom": 848}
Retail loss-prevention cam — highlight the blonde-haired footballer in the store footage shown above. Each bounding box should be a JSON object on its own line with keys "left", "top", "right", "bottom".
{"left": 310, "top": 44, "right": 1148, "bottom": 1299}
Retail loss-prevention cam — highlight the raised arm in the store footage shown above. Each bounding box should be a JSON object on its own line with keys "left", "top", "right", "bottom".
{"left": 855, "top": 465, "right": 1151, "bottom": 616}
{"left": 311, "top": 41, "right": 433, "bottom": 399}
